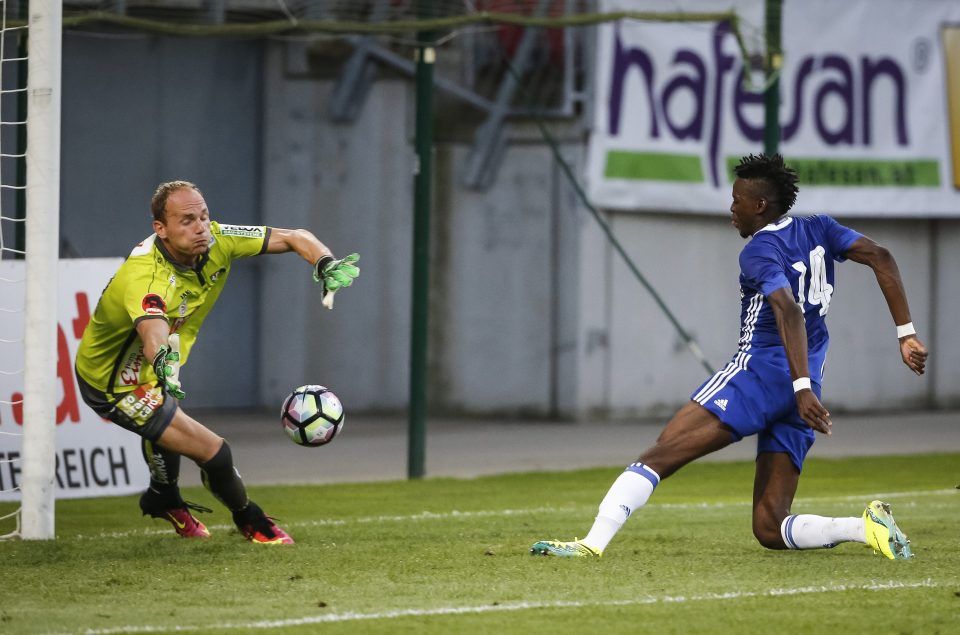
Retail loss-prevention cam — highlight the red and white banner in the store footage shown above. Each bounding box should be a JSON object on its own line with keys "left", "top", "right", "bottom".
{"left": 0, "top": 258, "right": 149, "bottom": 501}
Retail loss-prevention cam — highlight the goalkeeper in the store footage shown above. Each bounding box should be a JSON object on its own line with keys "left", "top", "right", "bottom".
{"left": 74, "top": 180, "right": 359, "bottom": 544}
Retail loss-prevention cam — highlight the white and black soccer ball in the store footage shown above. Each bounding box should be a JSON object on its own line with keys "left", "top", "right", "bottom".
{"left": 280, "top": 385, "right": 345, "bottom": 447}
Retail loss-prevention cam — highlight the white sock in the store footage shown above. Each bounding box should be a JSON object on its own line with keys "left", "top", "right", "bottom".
{"left": 582, "top": 462, "right": 660, "bottom": 552}
{"left": 780, "top": 514, "right": 865, "bottom": 549}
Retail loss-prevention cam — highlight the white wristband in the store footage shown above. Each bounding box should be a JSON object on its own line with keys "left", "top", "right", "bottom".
{"left": 896, "top": 322, "right": 916, "bottom": 338}
{"left": 792, "top": 377, "right": 811, "bottom": 393}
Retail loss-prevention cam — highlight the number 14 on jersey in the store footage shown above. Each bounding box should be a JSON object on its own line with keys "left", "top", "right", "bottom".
{"left": 791, "top": 245, "right": 834, "bottom": 316}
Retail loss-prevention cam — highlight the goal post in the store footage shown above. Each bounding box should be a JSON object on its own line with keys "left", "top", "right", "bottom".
{"left": 20, "top": 0, "right": 62, "bottom": 541}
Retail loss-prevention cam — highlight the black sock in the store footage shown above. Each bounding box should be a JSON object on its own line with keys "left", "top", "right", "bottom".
{"left": 199, "top": 441, "right": 249, "bottom": 512}
{"left": 141, "top": 438, "right": 181, "bottom": 496}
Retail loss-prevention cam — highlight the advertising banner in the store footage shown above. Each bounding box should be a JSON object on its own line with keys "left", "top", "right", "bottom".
{"left": 587, "top": 0, "right": 960, "bottom": 216}
{"left": 0, "top": 259, "right": 149, "bottom": 501}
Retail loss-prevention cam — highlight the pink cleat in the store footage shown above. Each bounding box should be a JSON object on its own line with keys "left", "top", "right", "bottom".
{"left": 139, "top": 489, "right": 212, "bottom": 538}
{"left": 233, "top": 501, "right": 295, "bottom": 545}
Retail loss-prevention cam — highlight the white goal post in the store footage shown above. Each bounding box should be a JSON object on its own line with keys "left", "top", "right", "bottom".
{"left": 20, "top": 0, "right": 62, "bottom": 540}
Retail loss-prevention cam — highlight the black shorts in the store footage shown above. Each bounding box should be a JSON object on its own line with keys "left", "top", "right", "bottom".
{"left": 75, "top": 370, "right": 178, "bottom": 442}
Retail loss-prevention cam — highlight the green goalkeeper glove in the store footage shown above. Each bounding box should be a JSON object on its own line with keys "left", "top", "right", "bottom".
{"left": 313, "top": 253, "right": 360, "bottom": 309}
{"left": 152, "top": 334, "right": 185, "bottom": 400}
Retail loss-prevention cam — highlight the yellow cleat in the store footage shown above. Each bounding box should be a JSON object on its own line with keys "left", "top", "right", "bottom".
{"left": 863, "top": 500, "right": 913, "bottom": 560}
{"left": 530, "top": 539, "right": 602, "bottom": 558}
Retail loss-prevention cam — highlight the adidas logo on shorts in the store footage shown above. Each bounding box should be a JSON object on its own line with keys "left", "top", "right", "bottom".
{"left": 713, "top": 398, "right": 728, "bottom": 411}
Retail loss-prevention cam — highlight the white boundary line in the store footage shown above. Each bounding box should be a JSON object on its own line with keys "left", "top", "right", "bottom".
{"left": 70, "top": 488, "right": 957, "bottom": 541}
{"left": 78, "top": 579, "right": 938, "bottom": 634}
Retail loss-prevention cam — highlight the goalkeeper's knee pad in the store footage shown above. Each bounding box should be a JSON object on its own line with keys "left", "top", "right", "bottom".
{"left": 199, "top": 441, "right": 248, "bottom": 511}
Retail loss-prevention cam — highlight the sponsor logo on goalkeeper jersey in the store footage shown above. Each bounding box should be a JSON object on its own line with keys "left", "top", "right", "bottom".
{"left": 219, "top": 224, "right": 264, "bottom": 238}
{"left": 119, "top": 348, "right": 144, "bottom": 386}
{"left": 210, "top": 267, "right": 226, "bottom": 284}
{"left": 141, "top": 294, "right": 166, "bottom": 315}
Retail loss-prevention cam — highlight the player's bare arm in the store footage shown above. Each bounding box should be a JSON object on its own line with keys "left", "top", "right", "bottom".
{"left": 137, "top": 316, "right": 185, "bottom": 399}
{"left": 265, "top": 227, "right": 332, "bottom": 265}
{"left": 136, "top": 316, "right": 172, "bottom": 362}
{"left": 768, "top": 287, "right": 832, "bottom": 435}
{"left": 843, "top": 236, "right": 928, "bottom": 375}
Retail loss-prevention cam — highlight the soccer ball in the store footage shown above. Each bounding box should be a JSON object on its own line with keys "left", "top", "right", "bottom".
{"left": 280, "top": 385, "right": 345, "bottom": 447}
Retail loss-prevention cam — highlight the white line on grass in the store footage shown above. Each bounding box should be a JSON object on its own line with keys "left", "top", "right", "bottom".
{"left": 70, "top": 488, "right": 957, "bottom": 541}
{"left": 71, "top": 505, "right": 582, "bottom": 539}
{"left": 77, "top": 579, "right": 938, "bottom": 634}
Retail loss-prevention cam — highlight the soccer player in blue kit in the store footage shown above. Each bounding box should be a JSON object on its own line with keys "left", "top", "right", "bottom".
{"left": 531, "top": 154, "right": 928, "bottom": 560}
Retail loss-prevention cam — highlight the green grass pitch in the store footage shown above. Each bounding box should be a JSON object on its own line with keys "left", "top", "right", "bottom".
{"left": 1, "top": 453, "right": 957, "bottom": 634}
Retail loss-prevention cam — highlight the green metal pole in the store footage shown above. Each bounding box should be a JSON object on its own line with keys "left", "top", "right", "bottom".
{"left": 763, "top": 0, "right": 783, "bottom": 156}
{"left": 408, "top": 3, "right": 435, "bottom": 479}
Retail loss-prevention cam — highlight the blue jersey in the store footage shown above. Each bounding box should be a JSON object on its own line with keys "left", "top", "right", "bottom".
{"left": 736, "top": 215, "right": 862, "bottom": 385}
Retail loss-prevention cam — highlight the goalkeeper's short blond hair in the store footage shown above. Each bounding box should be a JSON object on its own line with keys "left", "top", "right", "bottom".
{"left": 151, "top": 180, "right": 202, "bottom": 222}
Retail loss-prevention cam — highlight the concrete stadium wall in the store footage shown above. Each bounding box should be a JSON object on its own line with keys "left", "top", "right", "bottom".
{"left": 257, "top": 43, "right": 584, "bottom": 416}
{"left": 56, "top": 36, "right": 959, "bottom": 417}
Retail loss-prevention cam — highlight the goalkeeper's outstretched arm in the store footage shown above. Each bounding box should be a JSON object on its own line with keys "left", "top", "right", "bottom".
{"left": 265, "top": 227, "right": 332, "bottom": 265}
{"left": 265, "top": 227, "right": 360, "bottom": 309}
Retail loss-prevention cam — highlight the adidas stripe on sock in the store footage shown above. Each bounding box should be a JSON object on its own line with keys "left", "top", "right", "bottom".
{"left": 582, "top": 462, "right": 661, "bottom": 552}
{"left": 780, "top": 514, "right": 864, "bottom": 549}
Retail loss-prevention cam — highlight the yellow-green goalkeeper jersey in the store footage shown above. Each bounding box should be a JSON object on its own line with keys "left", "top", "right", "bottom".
{"left": 75, "top": 221, "right": 271, "bottom": 394}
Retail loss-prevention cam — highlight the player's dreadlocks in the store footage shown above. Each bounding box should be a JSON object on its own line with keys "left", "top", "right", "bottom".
{"left": 734, "top": 153, "right": 799, "bottom": 214}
